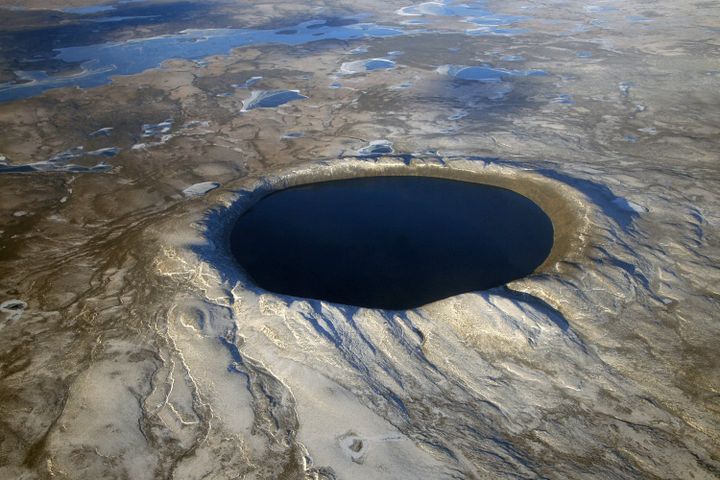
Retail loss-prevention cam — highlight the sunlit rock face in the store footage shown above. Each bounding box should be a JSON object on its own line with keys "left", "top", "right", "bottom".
{"left": 1, "top": 0, "right": 720, "bottom": 478}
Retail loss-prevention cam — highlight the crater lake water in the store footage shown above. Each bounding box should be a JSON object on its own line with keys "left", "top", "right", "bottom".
{"left": 230, "top": 176, "right": 554, "bottom": 309}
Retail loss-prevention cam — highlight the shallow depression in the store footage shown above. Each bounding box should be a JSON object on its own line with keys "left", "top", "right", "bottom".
{"left": 230, "top": 176, "right": 554, "bottom": 309}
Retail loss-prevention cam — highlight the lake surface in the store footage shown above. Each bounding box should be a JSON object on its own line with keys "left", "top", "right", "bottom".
{"left": 230, "top": 176, "right": 553, "bottom": 309}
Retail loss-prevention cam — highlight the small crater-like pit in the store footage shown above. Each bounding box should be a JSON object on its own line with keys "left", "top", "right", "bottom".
{"left": 230, "top": 176, "right": 554, "bottom": 309}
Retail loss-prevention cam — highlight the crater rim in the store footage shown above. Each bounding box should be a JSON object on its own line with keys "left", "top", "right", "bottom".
{"left": 212, "top": 159, "right": 591, "bottom": 309}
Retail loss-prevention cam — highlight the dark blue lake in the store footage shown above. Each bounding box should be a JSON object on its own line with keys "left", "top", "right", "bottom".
{"left": 230, "top": 176, "right": 554, "bottom": 309}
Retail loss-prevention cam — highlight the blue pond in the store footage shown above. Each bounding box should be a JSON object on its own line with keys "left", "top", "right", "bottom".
{"left": 442, "top": 64, "right": 546, "bottom": 82}
{"left": 230, "top": 176, "right": 554, "bottom": 309}
{"left": 242, "top": 90, "right": 307, "bottom": 110}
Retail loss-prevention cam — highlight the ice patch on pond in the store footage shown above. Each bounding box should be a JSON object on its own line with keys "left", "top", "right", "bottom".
{"left": 87, "top": 14, "right": 160, "bottom": 23}
{"left": 397, "top": 1, "right": 462, "bottom": 16}
{"left": 241, "top": 90, "right": 307, "bottom": 111}
{"left": 389, "top": 81, "right": 413, "bottom": 90}
{"left": 500, "top": 54, "right": 525, "bottom": 61}
{"left": 132, "top": 118, "right": 209, "bottom": 152}
{"left": 0, "top": 145, "right": 115, "bottom": 173}
{"left": 48, "top": 147, "right": 85, "bottom": 163}
{"left": 340, "top": 58, "right": 396, "bottom": 74}
{"left": 549, "top": 94, "right": 574, "bottom": 105}
{"left": 437, "top": 64, "right": 546, "bottom": 82}
{"left": 357, "top": 140, "right": 394, "bottom": 156}
{"left": 448, "top": 110, "right": 468, "bottom": 120}
{"left": 142, "top": 119, "right": 173, "bottom": 137}
{"left": 232, "top": 76, "right": 263, "bottom": 89}
{"left": 619, "top": 81, "right": 633, "bottom": 96}
{"left": 282, "top": 131, "right": 304, "bottom": 139}
{"left": 402, "top": 18, "right": 430, "bottom": 25}
{"left": 183, "top": 182, "right": 220, "bottom": 197}
{"left": 623, "top": 134, "right": 639, "bottom": 143}
{"left": 87, "top": 147, "right": 120, "bottom": 157}
{"left": 89, "top": 127, "right": 114, "bottom": 137}
{"left": 465, "top": 26, "right": 529, "bottom": 36}
{"left": 396, "top": 1, "right": 526, "bottom": 34}
{"left": 363, "top": 59, "right": 397, "bottom": 71}
{"left": 0, "top": 299, "right": 27, "bottom": 325}
{"left": 396, "top": 1, "right": 511, "bottom": 20}
{"left": 184, "top": 120, "right": 210, "bottom": 129}
{"left": 131, "top": 134, "right": 173, "bottom": 151}
{"left": 585, "top": 5, "right": 618, "bottom": 13}
{"left": 0, "top": 162, "right": 111, "bottom": 173}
